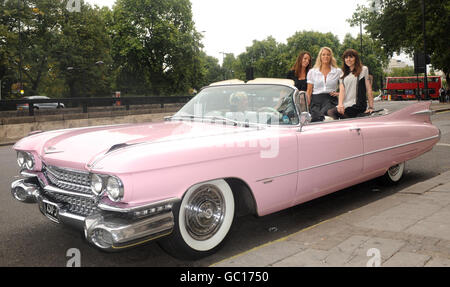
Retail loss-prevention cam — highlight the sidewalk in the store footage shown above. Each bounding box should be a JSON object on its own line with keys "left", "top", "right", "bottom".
{"left": 212, "top": 171, "right": 450, "bottom": 267}
{"left": 431, "top": 101, "right": 450, "bottom": 113}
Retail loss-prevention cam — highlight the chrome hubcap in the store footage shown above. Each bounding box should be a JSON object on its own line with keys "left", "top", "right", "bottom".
{"left": 184, "top": 184, "right": 225, "bottom": 241}
{"left": 388, "top": 164, "right": 400, "bottom": 177}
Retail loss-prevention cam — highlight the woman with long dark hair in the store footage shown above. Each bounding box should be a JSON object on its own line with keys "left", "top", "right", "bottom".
{"left": 328, "top": 49, "right": 374, "bottom": 119}
{"left": 286, "top": 51, "right": 312, "bottom": 91}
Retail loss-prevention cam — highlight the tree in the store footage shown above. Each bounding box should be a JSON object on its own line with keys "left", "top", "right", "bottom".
{"left": 199, "top": 53, "right": 222, "bottom": 86}
{"left": 110, "top": 0, "right": 202, "bottom": 96}
{"left": 387, "top": 66, "right": 415, "bottom": 77}
{"left": 234, "top": 36, "right": 289, "bottom": 80}
{"left": 55, "top": 2, "right": 113, "bottom": 98}
{"left": 349, "top": 0, "right": 450, "bottom": 85}
{"left": 0, "top": 0, "right": 113, "bottom": 98}
{"left": 285, "top": 31, "right": 342, "bottom": 67}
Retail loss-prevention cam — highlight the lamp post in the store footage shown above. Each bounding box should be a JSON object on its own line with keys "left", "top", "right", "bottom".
{"left": 219, "top": 51, "right": 232, "bottom": 80}
{"left": 17, "top": 0, "right": 23, "bottom": 96}
{"left": 67, "top": 61, "right": 104, "bottom": 98}
{"left": 421, "top": 0, "right": 429, "bottom": 100}
{"left": 360, "top": 19, "right": 363, "bottom": 60}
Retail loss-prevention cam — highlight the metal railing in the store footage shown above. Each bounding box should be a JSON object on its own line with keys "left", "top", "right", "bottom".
{"left": 0, "top": 96, "right": 193, "bottom": 116}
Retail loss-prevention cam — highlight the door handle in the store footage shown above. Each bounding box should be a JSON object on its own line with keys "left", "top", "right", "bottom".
{"left": 349, "top": 127, "right": 361, "bottom": 135}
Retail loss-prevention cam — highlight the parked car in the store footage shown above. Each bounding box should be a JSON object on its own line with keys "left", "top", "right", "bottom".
{"left": 10, "top": 78, "right": 440, "bottom": 259}
{"left": 17, "top": 96, "right": 64, "bottom": 110}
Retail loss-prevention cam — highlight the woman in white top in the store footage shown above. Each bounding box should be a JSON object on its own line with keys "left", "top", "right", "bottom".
{"left": 306, "top": 47, "right": 342, "bottom": 122}
{"left": 329, "top": 49, "right": 374, "bottom": 119}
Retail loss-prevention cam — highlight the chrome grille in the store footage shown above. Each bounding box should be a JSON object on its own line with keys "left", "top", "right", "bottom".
{"left": 50, "top": 193, "right": 100, "bottom": 217}
{"left": 42, "top": 165, "right": 100, "bottom": 217}
{"left": 45, "top": 165, "right": 91, "bottom": 195}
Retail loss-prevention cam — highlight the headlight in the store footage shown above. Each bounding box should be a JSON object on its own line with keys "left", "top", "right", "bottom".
{"left": 25, "top": 154, "right": 35, "bottom": 169}
{"left": 17, "top": 151, "right": 35, "bottom": 170}
{"left": 90, "top": 174, "right": 104, "bottom": 195}
{"left": 17, "top": 151, "right": 26, "bottom": 167}
{"left": 106, "top": 176, "right": 124, "bottom": 202}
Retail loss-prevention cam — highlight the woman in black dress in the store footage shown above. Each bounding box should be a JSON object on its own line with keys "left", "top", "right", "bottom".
{"left": 287, "top": 51, "right": 312, "bottom": 91}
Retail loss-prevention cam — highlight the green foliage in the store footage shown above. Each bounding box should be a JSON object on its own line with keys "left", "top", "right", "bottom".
{"left": 57, "top": 2, "right": 113, "bottom": 98}
{"left": 110, "top": 0, "right": 202, "bottom": 96}
{"left": 286, "top": 31, "right": 341, "bottom": 66}
{"left": 349, "top": 0, "right": 450, "bottom": 83}
{"left": 0, "top": 0, "right": 112, "bottom": 98}
{"left": 388, "top": 66, "right": 416, "bottom": 77}
{"left": 0, "top": 0, "right": 405, "bottom": 98}
{"left": 231, "top": 37, "right": 288, "bottom": 80}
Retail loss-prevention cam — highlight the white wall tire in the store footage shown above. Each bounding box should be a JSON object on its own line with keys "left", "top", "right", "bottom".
{"left": 159, "top": 179, "right": 235, "bottom": 259}
{"left": 381, "top": 162, "right": 405, "bottom": 184}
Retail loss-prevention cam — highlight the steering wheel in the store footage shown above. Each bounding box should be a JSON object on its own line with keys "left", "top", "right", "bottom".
{"left": 258, "top": 107, "right": 282, "bottom": 124}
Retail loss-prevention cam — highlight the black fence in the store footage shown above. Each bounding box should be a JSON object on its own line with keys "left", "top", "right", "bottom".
{"left": 0, "top": 96, "right": 194, "bottom": 116}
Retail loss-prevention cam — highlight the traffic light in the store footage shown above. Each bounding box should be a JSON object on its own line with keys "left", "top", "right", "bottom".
{"left": 246, "top": 67, "right": 254, "bottom": 81}
{"left": 414, "top": 52, "right": 430, "bottom": 74}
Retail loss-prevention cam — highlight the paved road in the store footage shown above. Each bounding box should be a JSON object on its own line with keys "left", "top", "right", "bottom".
{"left": 0, "top": 101, "right": 449, "bottom": 267}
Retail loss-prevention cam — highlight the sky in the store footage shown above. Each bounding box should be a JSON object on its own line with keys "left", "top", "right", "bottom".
{"left": 85, "top": 0, "right": 412, "bottom": 65}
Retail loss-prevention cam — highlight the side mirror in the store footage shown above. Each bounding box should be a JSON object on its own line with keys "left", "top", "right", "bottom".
{"left": 299, "top": 112, "right": 311, "bottom": 131}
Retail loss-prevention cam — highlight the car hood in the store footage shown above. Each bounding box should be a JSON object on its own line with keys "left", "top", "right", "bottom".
{"left": 17, "top": 120, "right": 263, "bottom": 170}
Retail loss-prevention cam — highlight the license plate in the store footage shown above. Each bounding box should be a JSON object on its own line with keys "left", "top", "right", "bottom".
{"left": 43, "top": 201, "right": 60, "bottom": 223}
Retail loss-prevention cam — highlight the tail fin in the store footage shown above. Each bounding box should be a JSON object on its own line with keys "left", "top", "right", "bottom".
{"left": 384, "top": 102, "right": 433, "bottom": 124}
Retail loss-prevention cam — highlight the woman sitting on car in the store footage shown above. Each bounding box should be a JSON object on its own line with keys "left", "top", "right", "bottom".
{"left": 286, "top": 51, "right": 312, "bottom": 92}
{"left": 306, "top": 47, "right": 342, "bottom": 122}
{"left": 328, "top": 49, "right": 374, "bottom": 119}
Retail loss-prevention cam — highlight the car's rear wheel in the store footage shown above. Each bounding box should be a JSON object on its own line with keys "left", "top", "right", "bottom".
{"left": 159, "top": 179, "right": 235, "bottom": 260}
{"left": 381, "top": 162, "right": 405, "bottom": 184}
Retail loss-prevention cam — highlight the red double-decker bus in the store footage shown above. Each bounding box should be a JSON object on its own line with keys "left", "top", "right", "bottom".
{"left": 384, "top": 76, "right": 442, "bottom": 100}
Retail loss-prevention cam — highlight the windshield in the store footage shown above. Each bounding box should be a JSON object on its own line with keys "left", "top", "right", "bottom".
{"left": 174, "top": 84, "right": 299, "bottom": 125}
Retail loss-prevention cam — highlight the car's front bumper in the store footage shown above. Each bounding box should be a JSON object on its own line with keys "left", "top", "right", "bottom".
{"left": 11, "top": 177, "right": 177, "bottom": 251}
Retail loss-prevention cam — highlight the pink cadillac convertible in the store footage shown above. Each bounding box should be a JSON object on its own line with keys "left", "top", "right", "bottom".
{"left": 10, "top": 78, "right": 440, "bottom": 259}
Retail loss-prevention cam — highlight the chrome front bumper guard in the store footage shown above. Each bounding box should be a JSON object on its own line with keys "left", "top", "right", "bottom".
{"left": 11, "top": 178, "right": 177, "bottom": 251}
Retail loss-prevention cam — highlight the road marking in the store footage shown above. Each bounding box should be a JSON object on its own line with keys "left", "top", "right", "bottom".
{"left": 437, "top": 143, "right": 450, "bottom": 147}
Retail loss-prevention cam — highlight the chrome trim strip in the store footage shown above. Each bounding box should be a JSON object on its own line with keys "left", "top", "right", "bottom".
{"left": 44, "top": 150, "right": 64, "bottom": 155}
{"left": 20, "top": 170, "right": 38, "bottom": 178}
{"left": 411, "top": 110, "right": 435, "bottom": 116}
{"left": 58, "top": 209, "right": 86, "bottom": 223}
{"left": 44, "top": 185, "right": 95, "bottom": 199}
{"left": 98, "top": 197, "right": 180, "bottom": 213}
{"left": 256, "top": 134, "right": 440, "bottom": 182}
{"left": 46, "top": 165, "right": 90, "bottom": 176}
{"left": 363, "top": 134, "right": 439, "bottom": 157}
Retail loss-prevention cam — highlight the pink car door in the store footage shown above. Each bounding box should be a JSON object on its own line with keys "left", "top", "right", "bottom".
{"left": 294, "top": 121, "right": 364, "bottom": 205}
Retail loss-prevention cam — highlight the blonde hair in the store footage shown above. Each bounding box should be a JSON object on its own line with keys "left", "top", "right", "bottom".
{"left": 313, "top": 47, "right": 338, "bottom": 70}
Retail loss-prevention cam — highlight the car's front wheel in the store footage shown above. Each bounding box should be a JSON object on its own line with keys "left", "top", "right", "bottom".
{"left": 159, "top": 179, "right": 235, "bottom": 260}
